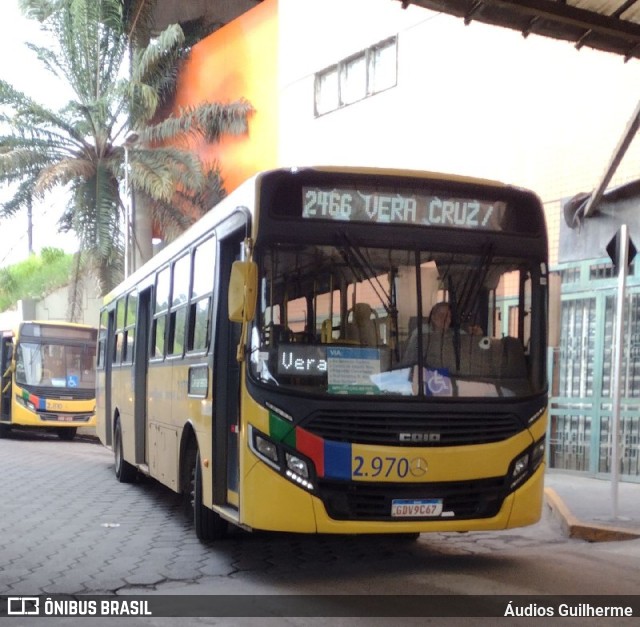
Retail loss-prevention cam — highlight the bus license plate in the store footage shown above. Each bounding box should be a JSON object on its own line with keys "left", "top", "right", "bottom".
{"left": 391, "top": 499, "right": 443, "bottom": 518}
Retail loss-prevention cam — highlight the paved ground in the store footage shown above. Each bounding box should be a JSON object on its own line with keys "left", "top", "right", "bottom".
{"left": 1, "top": 427, "right": 639, "bottom": 604}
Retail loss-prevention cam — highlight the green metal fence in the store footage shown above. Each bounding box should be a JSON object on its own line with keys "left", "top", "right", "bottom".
{"left": 549, "top": 258, "right": 640, "bottom": 481}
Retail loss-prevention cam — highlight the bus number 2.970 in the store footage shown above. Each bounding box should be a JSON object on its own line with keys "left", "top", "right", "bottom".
{"left": 353, "top": 455, "right": 410, "bottom": 479}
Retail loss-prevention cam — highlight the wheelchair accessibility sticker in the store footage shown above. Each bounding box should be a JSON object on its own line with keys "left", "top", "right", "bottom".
{"left": 425, "top": 368, "right": 452, "bottom": 396}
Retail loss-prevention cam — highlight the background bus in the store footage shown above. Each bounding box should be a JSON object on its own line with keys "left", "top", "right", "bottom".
{"left": 97, "top": 166, "right": 548, "bottom": 541}
{"left": 0, "top": 321, "right": 97, "bottom": 440}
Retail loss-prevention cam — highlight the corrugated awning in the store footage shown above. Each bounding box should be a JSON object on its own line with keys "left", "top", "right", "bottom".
{"left": 401, "top": 1, "right": 640, "bottom": 61}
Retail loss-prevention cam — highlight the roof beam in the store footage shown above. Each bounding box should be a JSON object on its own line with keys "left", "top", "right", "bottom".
{"left": 404, "top": 0, "right": 640, "bottom": 58}
{"left": 582, "top": 98, "right": 640, "bottom": 218}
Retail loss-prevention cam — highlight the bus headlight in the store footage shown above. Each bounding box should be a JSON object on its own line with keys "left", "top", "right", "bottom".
{"left": 286, "top": 453, "right": 309, "bottom": 479}
{"left": 531, "top": 437, "right": 546, "bottom": 469}
{"left": 512, "top": 453, "right": 529, "bottom": 480}
{"left": 249, "top": 426, "right": 315, "bottom": 492}
{"left": 510, "top": 436, "right": 545, "bottom": 489}
{"left": 255, "top": 434, "right": 279, "bottom": 464}
{"left": 16, "top": 395, "right": 36, "bottom": 412}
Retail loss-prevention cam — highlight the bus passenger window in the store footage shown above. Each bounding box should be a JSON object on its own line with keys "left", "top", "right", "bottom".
{"left": 188, "top": 298, "right": 211, "bottom": 352}
{"left": 151, "top": 315, "right": 166, "bottom": 358}
{"left": 168, "top": 307, "right": 187, "bottom": 356}
{"left": 153, "top": 267, "right": 171, "bottom": 359}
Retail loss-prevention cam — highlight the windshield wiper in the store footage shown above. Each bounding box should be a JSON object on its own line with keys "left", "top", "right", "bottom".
{"left": 340, "top": 234, "right": 394, "bottom": 316}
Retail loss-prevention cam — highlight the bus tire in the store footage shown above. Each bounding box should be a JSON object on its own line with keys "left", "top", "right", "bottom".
{"left": 57, "top": 427, "right": 77, "bottom": 441}
{"left": 190, "top": 450, "right": 227, "bottom": 542}
{"left": 0, "top": 423, "right": 10, "bottom": 438}
{"left": 114, "top": 419, "right": 137, "bottom": 483}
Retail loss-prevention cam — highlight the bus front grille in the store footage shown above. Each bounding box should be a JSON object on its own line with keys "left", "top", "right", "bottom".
{"left": 38, "top": 412, "right": 93, "bottom": 423}
{"left": 316, "top": 477, "right": 506, "bottom": 521}
{"left": 301, "top": 410, "right": 522, "bottom": 446}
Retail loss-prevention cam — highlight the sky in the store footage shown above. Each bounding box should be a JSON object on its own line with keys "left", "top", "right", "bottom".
{"left": 0, "top": 0, "right": 77, "bottom": 268}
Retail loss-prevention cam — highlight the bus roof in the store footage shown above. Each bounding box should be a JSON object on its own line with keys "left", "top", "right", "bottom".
{"left": 0, "top": 320, "right": 97, "bottom": 335}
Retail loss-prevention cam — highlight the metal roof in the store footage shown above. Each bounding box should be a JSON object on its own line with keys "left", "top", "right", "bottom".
{"left": 402, "top": 1, "right": 640, "bottom": 61}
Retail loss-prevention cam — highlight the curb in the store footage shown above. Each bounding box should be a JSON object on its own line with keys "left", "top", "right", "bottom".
{"left": 544, "top": 487, "right": 640, "bottom": 543}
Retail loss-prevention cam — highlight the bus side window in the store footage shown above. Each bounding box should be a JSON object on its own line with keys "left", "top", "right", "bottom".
{"left": 151, "top": 316, "right": 166, "bottom": 358}
{"left": 113, "top": 298, "right": 126, "bottom": 365}
{"left": 97, "top": 310, "right": 107, "bottom": 369}
{"left": 188, "top": 298, "right": 211, "bottom": 352}
{"left": 152, "top": 266, "right": 171, "bottom": 359}
{"left": 122, "top": 291, "right": 137, "bottom": 364}
{"left": 168, "top": 254, "right": 190, "bottom": 357}
{"left": 188, "top": 236, "right": 215, "bottom": 353}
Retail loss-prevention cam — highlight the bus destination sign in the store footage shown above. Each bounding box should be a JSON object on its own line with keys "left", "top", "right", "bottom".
{"left": 302, "top": 186, "right": 507, "bottom": 231}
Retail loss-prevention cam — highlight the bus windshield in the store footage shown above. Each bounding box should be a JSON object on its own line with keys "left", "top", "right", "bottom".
{"left": 249, "top": 240, "right": 542, "bottom": 398}
{"left": 15, "top": 341, "right": 96, "bottom": 391}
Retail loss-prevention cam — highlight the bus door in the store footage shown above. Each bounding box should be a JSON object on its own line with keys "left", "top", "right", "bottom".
{"left": 0, "top": 335, "right": 13, "bottom": 421}
{"left": 212, "top": 223, "right": 245, "bottom": 510}
{"left": 134, "top": 287, "right": 152, "bottom": 464}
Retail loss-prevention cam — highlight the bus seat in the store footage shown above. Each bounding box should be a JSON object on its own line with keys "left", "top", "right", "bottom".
{"left": 320, "top": 319, "right": 334, "bottom": 343}
{"left": 266, "top": 324, "right": 292, "bottom": 346}
{"left": 498, "top": 337, "right": 528, "bottom": 378}
{"left": 345, "top": 303, "right": 380, "bottom": 347}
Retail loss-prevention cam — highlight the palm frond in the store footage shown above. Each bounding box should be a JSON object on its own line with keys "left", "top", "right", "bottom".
{"left": 34, "top": 157, "right": 96, "bottom": 196}
{"left": 138, "top": 99, "right": 255, "bottom": 145}
{"left": 3, "top": 1, "right": 254, "bottom": 297}
{"left": 0, "top": 177, "right": 39, "bottom": 218}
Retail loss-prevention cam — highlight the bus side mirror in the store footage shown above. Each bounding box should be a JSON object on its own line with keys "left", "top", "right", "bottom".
{"left": 228, "top": 260, "right": 258, "bottom": 323}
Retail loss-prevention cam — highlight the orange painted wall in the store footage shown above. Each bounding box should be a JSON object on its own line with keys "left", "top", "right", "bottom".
{"left": 173, "top": 0, "right": 279, "bottom": 193}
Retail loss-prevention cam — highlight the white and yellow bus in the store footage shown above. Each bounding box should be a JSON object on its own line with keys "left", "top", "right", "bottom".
{"left": 97, "top": 166, "right": 548, "bottom": 540}
{"left": 0, "top": 321, "right": 97, "bottom": 440}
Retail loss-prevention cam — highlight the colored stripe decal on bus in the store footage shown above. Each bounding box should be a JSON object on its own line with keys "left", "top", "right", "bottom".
{"left": 268, "top": 412, "right": 296, "bottom": 447}
{"left": 20, "top": 389, "right": 45, "bottom": 410}
{"left": 268, "top": 414, "right": 353, "bottom": 480}
{"left": 323, "top": 440, "right": 352, "bottom": 480}
{"left": 295, "top": 427, "right": 325, "bottom": 477}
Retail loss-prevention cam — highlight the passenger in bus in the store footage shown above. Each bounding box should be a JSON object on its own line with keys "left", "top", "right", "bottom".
{"left": 401, "top": 302, "right": 481, "bottom": 364}
{"left": 401, "top": 302, "right": 450, "bottom": 364}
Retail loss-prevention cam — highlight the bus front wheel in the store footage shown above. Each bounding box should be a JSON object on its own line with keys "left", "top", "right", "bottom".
{"left": 57, "top": 427, "right": 77, "bottom": 441}
{"left": 114, "top": 420, "right": 137, "bottom": 483}
{"left": 188, "top": 449, "right": 227, "bottom": 542}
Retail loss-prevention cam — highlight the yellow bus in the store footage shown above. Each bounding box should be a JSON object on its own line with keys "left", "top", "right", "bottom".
{"left": 0, "top": 321, "right": 97, "bottom": 440}
{"left": 96, "top": 166, "right": 548, "bottom": 540}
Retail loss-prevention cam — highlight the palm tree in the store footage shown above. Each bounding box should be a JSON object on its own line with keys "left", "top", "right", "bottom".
{"left": 0, "top": 0, "right": 253, "bottom": 294}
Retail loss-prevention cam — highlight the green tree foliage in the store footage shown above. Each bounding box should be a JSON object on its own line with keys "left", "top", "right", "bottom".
{"left": 0, "top": 248, "right": 74, "bottom": 312}
{"left": 0, "top": 0, "right": 253, "bottom": 295}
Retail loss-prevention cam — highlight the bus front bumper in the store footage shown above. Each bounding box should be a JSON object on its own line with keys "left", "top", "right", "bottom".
{"left": 240, "top": 460, "right": 545, "bottom": 534}
{"left": 10, "top": 402, "right": 96, "bottom": 429}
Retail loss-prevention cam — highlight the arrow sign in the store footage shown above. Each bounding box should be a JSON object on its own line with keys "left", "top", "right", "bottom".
{"left": 606, "top": 226, "right": 637, "bottom": 273}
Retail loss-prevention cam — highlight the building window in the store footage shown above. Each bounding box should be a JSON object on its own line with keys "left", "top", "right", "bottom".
{"left": 590, "top": 261, "right": 635, "bottom": 280}
{"left": 369, "top": 38, "right": 397, "bottom": 93}
{"left": 340, "top": 52, "right": 367, "bottom": 106}
{"left": 314, "top": 37, "right": 397, "bottom": 117}
{"left": 559, "top": 267, "right": 580, "bottom": 284}
{"left": 315, "top": 66, "right": 339, "bottom": 116}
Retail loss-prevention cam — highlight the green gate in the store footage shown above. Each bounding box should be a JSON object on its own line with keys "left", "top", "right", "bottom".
{"left": 549, "top": 258, "right": 640, "bottom": 481}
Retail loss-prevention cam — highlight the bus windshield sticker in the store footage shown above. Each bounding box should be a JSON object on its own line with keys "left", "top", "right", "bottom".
{"left": 302, "top": 186, "right": 507, "bottom": 230}
{"left": 369, "top": 368, "right": 414, "bottom": 395}
{"left": 421, "top": 368, "right": 453, "bottom": 397}
{"left": 327, "top": 347, "right": 381, "bottom": 395}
